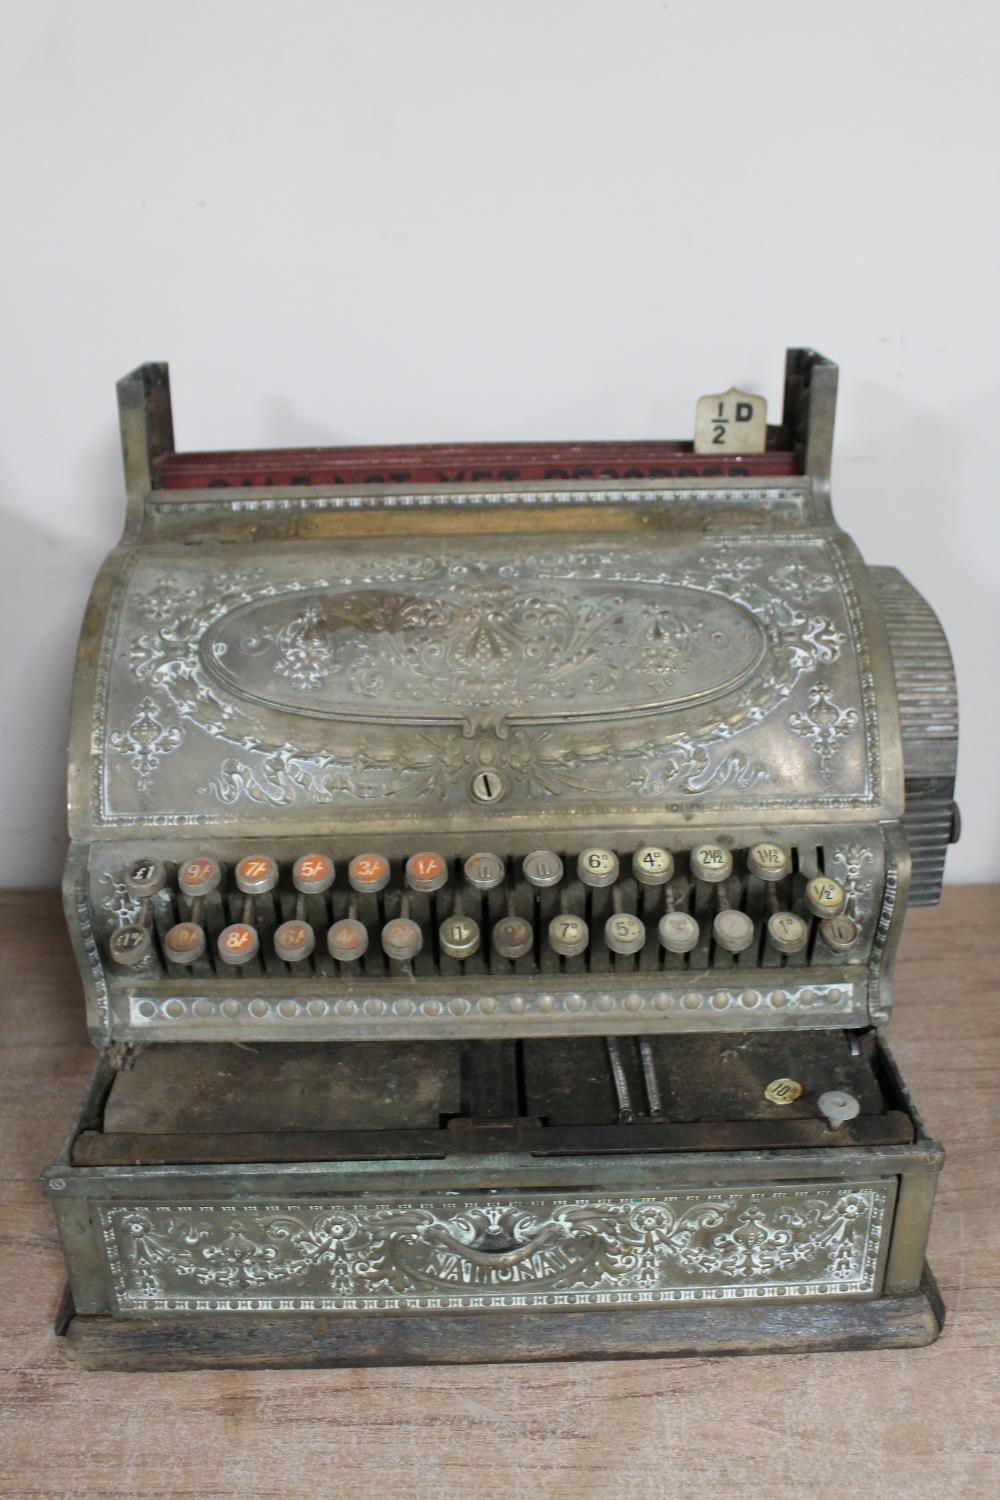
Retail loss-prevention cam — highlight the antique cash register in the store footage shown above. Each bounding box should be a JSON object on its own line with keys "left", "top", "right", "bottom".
{"left": 44, "top": 349, "right": 959, "bottom": 1368}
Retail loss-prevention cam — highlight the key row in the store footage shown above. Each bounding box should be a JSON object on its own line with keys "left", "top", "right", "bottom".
{"left": 109, "top": 906, "right": 862, "bottom": 971}
{"left": 123, "top": 846, "right": 848, "bottom": 917}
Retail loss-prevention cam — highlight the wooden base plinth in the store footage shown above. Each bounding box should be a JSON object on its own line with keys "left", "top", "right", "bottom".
{"left": 58, "top": 1269, "right": 944, "bottom": 1372}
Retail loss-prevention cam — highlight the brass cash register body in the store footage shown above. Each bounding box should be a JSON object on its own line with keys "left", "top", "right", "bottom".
{"left": 44, "top": 350, "right": 959, "bottom": 1367}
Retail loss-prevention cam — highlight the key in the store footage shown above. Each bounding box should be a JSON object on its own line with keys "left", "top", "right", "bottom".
{"left": 577, "top": 848, "right": 619, "bottom": 888}
{"left": 522, "top": 850, "right": 563, "bottom": 888}
{"left": 632, "top": 846, "right": 674, "bottom": 886}
{"left": 439, "top": 914, "right": 480, "bottom": 960}
{"left": 348, "top": 853, "right": 391, "bottom": 894}
{"left": 690, "top": 843, "right": 733, "bottom": 883}
{"left": 235, "top": 854, "right": 279, "bottom": 895}
{"left": 493, "top": 914, "right": 534, "bottom": 959}
{"left": 548, "top": 913, "right": 589, "bottom": 957}
{"left": 178, "top": 855, "right": 222, "bottom": 898}
{"left": 124, "top": 857, "right": 167, "bottom": 899}
{"left": 820, "top": 914, "right": 860, "bottom": 951}
{"left": 605, "top": 912, "right": 646, "bottom": 955}
{"left": 747, "top": 842, "right": 790, "bottom": 882}
{"left": 292, "top": 854, "right": 335, "bottom": 894}
{"left": 405, "top": 852, "right": 448, "bottom": 893}
{"left": 463, "top": 851, "right": 505, "bottom": 891}
{"left": 805, "top": 875, "right": 846, "bottom": 918}
{"left": 217, "top": 923, "right": 260, "bottom": 966}
{"left": 713, "top": 909, "right": 754, "bottom": 954}
{"left": 163, "top": 921, "right": 206, "bottom": 966}
{"left": 818, "top": 1089, "right": 861, "bottom": 1128}
{"left": 109, "top": 924, "right": 151, "bottom": 968}
{"left": 327, "top": 918, "right": 369, "bottom": 963}
{"left": 382, "top": 916, "right": 423, "bottom": 962}
{"left": 659, "top": 911, "right": 699, "bottom": 953}
{"left": 274, "top": 920, "right": 315, "bottom": 963}
{"left": 767, "top": 910, "right": 809, "bottom": 954}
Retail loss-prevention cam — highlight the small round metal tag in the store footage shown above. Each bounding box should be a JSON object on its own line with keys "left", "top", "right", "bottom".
{"left": 764, "top": 1077, "right": 804, "bottom": 1106}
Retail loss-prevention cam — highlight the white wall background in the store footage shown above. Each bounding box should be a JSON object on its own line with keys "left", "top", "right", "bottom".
{"left": 1, "top": 0, "right": 997, "bottom": 887}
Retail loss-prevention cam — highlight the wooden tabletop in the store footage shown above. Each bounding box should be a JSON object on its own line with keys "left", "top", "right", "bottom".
{"left": 1, "top": 887, "right": 997, "bottom": 1499}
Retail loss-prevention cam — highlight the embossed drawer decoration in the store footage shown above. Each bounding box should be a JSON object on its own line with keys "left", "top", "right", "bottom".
{"left": 96, "top": 1182, "right": 895, "bottom": 1316}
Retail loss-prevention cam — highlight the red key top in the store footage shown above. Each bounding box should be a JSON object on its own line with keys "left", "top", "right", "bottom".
{"left": 164, "top": 922, "right": 207, "bottom": 966}
{"left": 235, "top": 854, "right": 279, "bottom": 895}
{"left": 348, "top": 853, "right": 391, "bottom": 894}
{"left": 327, "top": 918, "right": 369, "bottom": 962}
{"left": 274, "top": 920, "right": 315, "bottom": 963}
{"left": 405, "top": 852, "right": 448, "bottom": 893}
{"left": 292, "top": 854, "right": 335, "bottom": 894}
{"left": 217, "top": 923, "right": 260, "bottom": 966}
{"left": 178, "top": 856, "right": 222, "bottom": 898}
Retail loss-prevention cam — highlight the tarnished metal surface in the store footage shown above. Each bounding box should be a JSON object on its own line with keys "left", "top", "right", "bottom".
{"left": 93, "top": 1182, "right": 895, "bottom": 1316}
{"left": 45, "top": 349, "right": 955, "bottom": 1358}
{"left": 74, "top": 534, "right": 892, "bottom": 833}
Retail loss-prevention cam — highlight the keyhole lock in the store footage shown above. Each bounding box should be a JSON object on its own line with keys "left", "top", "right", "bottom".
{"left": 470, "top": 768, "right": 506, "bottom": 804}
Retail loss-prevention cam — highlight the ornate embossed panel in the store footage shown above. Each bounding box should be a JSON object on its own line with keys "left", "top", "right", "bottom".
{"left": 82, "top": 532, "right": 886, "bottom": 830}
{"left": 96, "top": 1182, "right": 894, "bottom": 1315}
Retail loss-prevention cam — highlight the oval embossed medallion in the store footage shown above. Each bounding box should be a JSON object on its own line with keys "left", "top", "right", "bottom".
{"left": 200, "top": 581, "right": 767, "bottom": 733}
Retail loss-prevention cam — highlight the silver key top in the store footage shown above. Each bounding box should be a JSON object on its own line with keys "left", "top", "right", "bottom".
{"left": 820, "top": 914, "right": 860, "bottom": 951}
{"left": 713, "top": 909, "right": 754, "bottom": 953}
{"left": 523, "top": 850, "right": 563, "bottom": 888}
{"left": 124, "top": 857, "right": 167, "bottom": 898}
{"left": 109, "top": 924, "right": 151, "bottom": 967}
{"left": 492, "top": 915, "right": 533, "bottom": 959}
{"left": 805, "top": 875, "right": 846, "bottom": 918}
{"left": 439, "top": 914, "right": 480, "bottom": 960}
{"left": 659, "top": 911, "right": 699, "bottom": 953}
{"left": 548, "top": 913, "right": 589, "bottom": 957}
{"left": 632, "top": 846, "right": 674, "bottom": 886}
{"left": 689, "top": 843, "right": 733, "bottom": 883}
{"left": 577, "top": 848, "right": 619, "bottom": 888}
{"left": 747, "top": 842, "right": 790, "bottom": 882}
{"left": 605, "top": 912, "right": 645, "bottom": 955}
{"left": 767, "top": 910, "right": 809, "bottom": 954}
{"left": 463, "top": 852, "right": 505, "bottom": 891}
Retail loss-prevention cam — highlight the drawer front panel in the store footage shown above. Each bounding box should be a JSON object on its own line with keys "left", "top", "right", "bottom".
{"left": 95, "top": 1181, "right": 895, "bottom": 1316}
